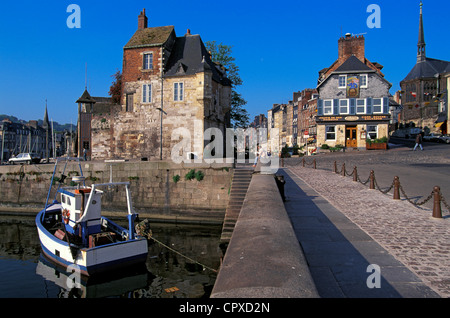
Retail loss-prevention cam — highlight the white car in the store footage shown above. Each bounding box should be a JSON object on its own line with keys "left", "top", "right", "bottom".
{"left": 438, "top": 135, "right": 450, "bottom": 144}
{"left": 8, "top": 153, "right": 41, "bottom": 165}
{"left": 423, "top": 133, "right": 441, "bottom": 142}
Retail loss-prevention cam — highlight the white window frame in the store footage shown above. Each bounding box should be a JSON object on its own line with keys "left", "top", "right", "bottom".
{"left": 142, "top": 84, "right": 152, "bottom": 103}
{"left": 338, "top": 75, "right": 346, "bottom": 88}
{"left": 324, "top": 99, "right": 333, "bottom": 115}
{"left": 356, "top": 98, "right": 366, "bottom": 114}
{"left": 174, "top": 82, "right": 184, "bottom": 101}
{"left": 339, "top": 99, "right": 349, "bottom": 114}
{"left": 325, "top": 125, "right": 336, "bottom": 141}
{"left": 367, "top": 125, "right": 378, "bottom": 140}
{"left": 360, "top": 74, "right": 368, "bottom": 88}
{"left": 143, "top": 53, "right": 153, "bottom": 70}
{"left": 373, "top": 98, "right": 383, "bottom": 113}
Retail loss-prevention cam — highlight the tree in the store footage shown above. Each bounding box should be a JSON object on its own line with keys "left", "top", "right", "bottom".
{"left": 109, "top": 70, "right": 122, "bottom": 104}
{"left": 205, "top": 41, "right": 249, "bottom": 128}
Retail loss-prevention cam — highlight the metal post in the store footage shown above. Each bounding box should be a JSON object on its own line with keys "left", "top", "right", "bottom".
{"left": 432, "top": 186, "right": 442, "bottom": 218}
{"left": 313, "top": 159, "right": 316, "bottom": 169}
{"left": 393, "top": 176, "right": 400, "bottom": 200}
{"left": 353, "top": 166, "right": 357, "bottom": 182}
{"left": 302, "top": 157, "right": 305, "bottom": 167}
{"left": 369, "top": 170, "right": 375, "bottom": 189}
{"left": 341, "top": 163, "right": 345, "bottom": 176}
{"left": 333, "top": 161, "right": 337, "bottom": 173}
{"left": 160, "top": 50, "right": 165, "bottom": 161}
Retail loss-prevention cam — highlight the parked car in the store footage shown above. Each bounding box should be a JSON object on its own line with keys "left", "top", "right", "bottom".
{"left": 8, "top": 153, "right": 41, "bottom": 164}
{"left": 423, "top": 133, "right": 442, "bottom": 142}
{"left": 438, "top": 134, "right": 450, "bottom": 144}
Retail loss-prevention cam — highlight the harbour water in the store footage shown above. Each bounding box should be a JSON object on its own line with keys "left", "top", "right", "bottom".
{"left": 0, "top": 214, "right": 222, "bottom": 298}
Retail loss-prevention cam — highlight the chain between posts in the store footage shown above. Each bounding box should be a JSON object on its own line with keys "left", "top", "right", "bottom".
{"left": 293, "top": 158, "right": 447, "bottom": 218}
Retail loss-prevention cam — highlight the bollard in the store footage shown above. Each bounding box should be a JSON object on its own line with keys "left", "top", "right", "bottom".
{"left": 313, "top": 159, "right": 316, "bottom": 169}
{"left": 281, "top": 157, "right": 284, "bottom": 168}
{"left": 341, "top": 163, "right": 346, "bottom": 176}
{"left": 353, "top": 166, "right": 357, "bottom": 182}
{"left": 333, "top": 161, "right": 337, "bottom": 173}
{"left": 393, "top": 176, "right": 400, "bottom": 200}
{"left": 302, "top": 157, "right": 305, "bottom": 167}
{"left": 369, "top": 170, "right": 375, "bottom": 189}
{"left": 432, "top": 186, "right": 442, "bottom": 218}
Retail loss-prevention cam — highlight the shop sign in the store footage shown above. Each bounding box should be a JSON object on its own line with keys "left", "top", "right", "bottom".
{"left": 316, "top": 115, "right": 389, "bottom": 122}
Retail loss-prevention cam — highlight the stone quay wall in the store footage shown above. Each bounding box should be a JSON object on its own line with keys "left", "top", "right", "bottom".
{"left": 0, "top": 160, "right": 233, "bottom": 222}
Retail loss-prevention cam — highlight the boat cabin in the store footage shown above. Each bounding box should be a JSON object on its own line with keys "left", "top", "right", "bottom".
{"left": 59, "top": 186, "right": 103, "bottom": 236}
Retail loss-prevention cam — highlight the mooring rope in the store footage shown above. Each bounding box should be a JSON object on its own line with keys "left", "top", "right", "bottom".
{"left": 136, "top": 220, "right": 218, "bottom": 273}
{"left": 149, "top": 236, "right": 218, "bottom": 273}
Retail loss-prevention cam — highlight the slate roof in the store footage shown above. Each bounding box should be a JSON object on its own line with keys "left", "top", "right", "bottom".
{"left": 164, "top": 34, "right": 231, "bottom": 86}
{"left": 333, "top": 55, "right": 374, "bottom": 73}
{"left": 317, "top": 55, "right": 391, "bottom": 89}
{"left": 76, "top": 89, "right": 96, "bottom": 104}
{"left": 124, "top": 25, "right": 175, "bottom": 49}
{"left": 92, "top": 97, "right": 116, "bottom": 114}
{"left": 402, "top": 57, "right": 450, "bottom": 81}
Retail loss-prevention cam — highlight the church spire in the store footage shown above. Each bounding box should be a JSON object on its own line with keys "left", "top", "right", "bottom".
{"left": 43, "top": 99, "right": 49, "bottom": 130}
{"left": 417, "top": 1, "right": 426, "bottom": 63}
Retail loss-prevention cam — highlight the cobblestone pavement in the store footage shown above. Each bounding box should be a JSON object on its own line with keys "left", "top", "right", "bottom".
{"left": 287, "top": 165, "right": 450, "bottom": 298}
{"left": 284, "top": 144, "right": 450, "bottom": 212}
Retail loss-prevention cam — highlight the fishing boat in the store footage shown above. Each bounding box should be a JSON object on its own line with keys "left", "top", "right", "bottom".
{"left": 35, "top": 157, "right": 149, "bottom": 276}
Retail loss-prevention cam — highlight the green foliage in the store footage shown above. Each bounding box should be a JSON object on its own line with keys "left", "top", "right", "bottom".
{"left": 367, "top": 137, "right": 388, "bottom": 145}
{"left": 321, "top": 144, "right": 329, "bottom": 149}
{"left": 194, "top": 170, "right": 204, "bottom": 181}
{"left": 205, "top": 41, "right": 249, "bottom": 128}
{"left": 281, "top": 145, "right": 291, "bottom": 158}
{"left": 185, "top": 169, "right": 196, "bottom": 181}
{"left": 172, "top": 175, "right": 180, "bottom": 183}
{"left": 184, "top": 169, "right": 204, "bottom": 181}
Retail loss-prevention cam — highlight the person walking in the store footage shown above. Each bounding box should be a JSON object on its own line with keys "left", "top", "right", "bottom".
{"left": 413, "top": 133, "right": 423, "bottom": 151}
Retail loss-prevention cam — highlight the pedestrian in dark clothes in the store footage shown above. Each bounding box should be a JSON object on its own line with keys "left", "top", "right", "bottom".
{"left": 413, "top": 133, "right": 423, "bottom": 151}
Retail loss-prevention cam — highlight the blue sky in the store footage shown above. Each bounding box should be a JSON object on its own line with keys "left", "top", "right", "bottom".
{"left": 1, "top": 0, "right": 449, "bottom": 125}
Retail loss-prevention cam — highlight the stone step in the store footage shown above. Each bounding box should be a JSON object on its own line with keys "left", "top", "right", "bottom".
{"left": 220, "top": 168, "right": 253, "bottom": 243}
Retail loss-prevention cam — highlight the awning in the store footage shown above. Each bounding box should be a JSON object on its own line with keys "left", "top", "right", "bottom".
{"left": 435, "top": 122, "right": 444, "bottom": 128}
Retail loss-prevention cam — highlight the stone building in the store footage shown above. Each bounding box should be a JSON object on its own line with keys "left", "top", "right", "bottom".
{"left": 285, "top": 102, "right": 294, "bottom": 147}
{"left": 76, "top": 90, "right": 118, "bottom": 159}
{"left": 249, "top": 114, "right": 267, "bottom": 129}
{"left": 297, "top": 88, "right": 318, "bottom": 145}
{"left": 316, "top": 33, "right": 392, "bottom": 149}
{"left": 399, "top": 2, "right": 450, "bottom": 134}
{"left": 1, "top": 120, "right": 43, "bottom": 162}
{"left": 84, "top": 9, "right": 232, "bottom": 161}
{"left": 266, "top": 104, "right": 285, "bottom": 155}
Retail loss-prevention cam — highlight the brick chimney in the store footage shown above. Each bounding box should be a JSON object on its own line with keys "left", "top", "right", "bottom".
{"left": 338, "top": 33, "right": 365, "bottom": 63}
{"left": 138, "top": 9, "right": 148, "bottom": 30}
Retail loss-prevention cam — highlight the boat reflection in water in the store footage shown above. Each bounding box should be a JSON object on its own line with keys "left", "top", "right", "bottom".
{"left": 1, "top": 213, "right": 221, "bottom": 298}
{"left": 36, "top": 253, "right": 152, "bottom": 298}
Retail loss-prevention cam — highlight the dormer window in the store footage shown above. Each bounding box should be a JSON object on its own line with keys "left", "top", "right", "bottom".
{"left": 143, "top": 53, "right": 153, "bottom": 70}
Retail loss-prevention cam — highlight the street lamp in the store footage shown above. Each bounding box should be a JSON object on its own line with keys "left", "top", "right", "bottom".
{"left": 157, "top": 105, "right": 167, "bottom": 159}
{"left": 159, "top": 50, "right": 165, "bottom": 160}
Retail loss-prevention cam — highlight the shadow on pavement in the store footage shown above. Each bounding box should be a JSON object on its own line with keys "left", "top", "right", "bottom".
{"left": 278, "top": 169, "right": 438, "bottom": 298}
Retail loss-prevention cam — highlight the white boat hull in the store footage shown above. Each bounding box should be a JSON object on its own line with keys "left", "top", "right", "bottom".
{"left": 36, "top": 208, "right": 148, "bottom": 276}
